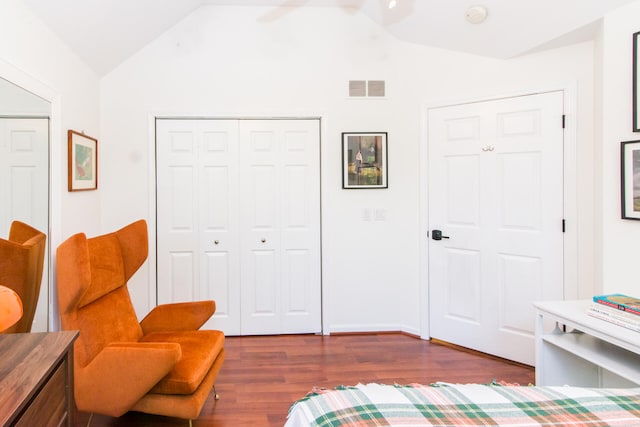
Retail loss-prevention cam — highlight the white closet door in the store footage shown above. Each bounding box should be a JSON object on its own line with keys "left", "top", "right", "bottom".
{"left": 239, "top": 120, "right": 321, "bottom": 335}
{"left": 156, "top": 118, "right": 321, "bottom": 336}
{"left": 156, "top": 119, "right": 241, "bottom": 334}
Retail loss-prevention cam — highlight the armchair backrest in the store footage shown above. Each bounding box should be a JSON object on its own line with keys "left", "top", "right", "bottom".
{"left": 56, "top": 219, "right": 149, "bottom": 366}
{"left": 0, "top": 221, "right": 46, "bottom": 333}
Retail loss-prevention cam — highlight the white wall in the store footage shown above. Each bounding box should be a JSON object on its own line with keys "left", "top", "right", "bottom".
{"left": 597, "top": 0, "right": 640, "bottom": 295}
{"left": 0, "top": 77, "right": 50, "bottom": 115}
{"left": 0, "top": 0, "right": 100, "bottom": 329}
{"left": 0, "top": 1, "right": 101, "bottom": 239}
{"left": 100, "top": 5, "right": 596, "bottom": 333}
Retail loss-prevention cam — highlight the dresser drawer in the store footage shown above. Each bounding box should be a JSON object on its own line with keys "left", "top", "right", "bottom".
{"left": 15, "top": 359, "right": 68, "bottom": 427}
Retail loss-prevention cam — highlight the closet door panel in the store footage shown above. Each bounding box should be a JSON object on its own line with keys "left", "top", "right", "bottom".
{"left": 158, "top": 118, "right": 320, "bottom": 336}
{"left": 240, "top": 123, "right": 281, "bottom": 334}
{"left": 157, "top": 119, "right": 241, "bottom": 335}
{"left": 280, "top": 123, "right": 321, "bottom": 334}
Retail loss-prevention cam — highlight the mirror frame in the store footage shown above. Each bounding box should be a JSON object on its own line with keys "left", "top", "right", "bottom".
{"left": 0, "top": 59, "right": 62, "bottom": 331}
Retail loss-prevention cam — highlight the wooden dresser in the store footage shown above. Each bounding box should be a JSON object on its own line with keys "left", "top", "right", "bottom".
{"left": 0, "top": 331, "right": 78, "bottom": 426}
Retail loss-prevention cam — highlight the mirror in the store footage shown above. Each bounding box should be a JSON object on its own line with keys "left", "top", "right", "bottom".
{"left": 0, "top": 76, "right": 50, "bottom": 332}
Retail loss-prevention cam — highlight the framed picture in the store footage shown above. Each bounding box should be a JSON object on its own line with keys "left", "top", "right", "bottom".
{"left": 621, "top": 140, "right": 640, "bottom": 219}
{"left": 68, "top": 130, "right": 98, "bottom": 191}
{"left": 342, "top": 132, "right": 388, "bottom": 189}
{"left": 634, "top": 31, "right": 640, "bottom": 132}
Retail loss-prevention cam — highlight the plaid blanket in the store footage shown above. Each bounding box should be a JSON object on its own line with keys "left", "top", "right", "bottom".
{"left": 285, "top": 383, "right": 640, "bottom": 426}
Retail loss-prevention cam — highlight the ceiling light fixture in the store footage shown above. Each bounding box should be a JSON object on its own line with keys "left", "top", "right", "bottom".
{"left": 465, "top": 5, "right": 488, "bottom": 24}
{"left": 388, "top": 0, "right": 397, "bottom": 9}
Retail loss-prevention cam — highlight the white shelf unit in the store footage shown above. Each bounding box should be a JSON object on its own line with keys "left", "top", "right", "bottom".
{"left": 534, "top": 299, "right": 640, "bottom": 387}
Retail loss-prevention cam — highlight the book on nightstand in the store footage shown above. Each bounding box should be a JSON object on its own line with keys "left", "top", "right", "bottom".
{"left": 593, "top": 294, "right": 640, "bottom": 316}
{"left": 587, "top": 301, "right": 640, "bottom": 333}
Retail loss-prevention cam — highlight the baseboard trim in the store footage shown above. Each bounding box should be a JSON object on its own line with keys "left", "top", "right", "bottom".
{"left": 430, "top": 338, "right": 533, "bottom": 369}
{"left": 330, "top": 330, "right": 421, "bottom": 340}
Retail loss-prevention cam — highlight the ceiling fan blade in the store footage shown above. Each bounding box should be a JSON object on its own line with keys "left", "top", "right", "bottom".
{"left": 337, "top": 0, "right": 365, "bottom": 15}
{"left": 257, "top": 0, "right": 310, "bottom": 22}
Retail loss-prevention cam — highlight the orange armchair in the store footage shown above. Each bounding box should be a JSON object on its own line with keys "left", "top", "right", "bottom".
{"left": 0, "top": 220, "right": 46, "bottom": 333}
{"left": 56, "top": 219, "right": 225, "bottom": 421}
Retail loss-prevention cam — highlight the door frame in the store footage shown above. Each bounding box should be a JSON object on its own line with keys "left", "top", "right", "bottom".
{"left": 147, "top": 114, "right": 326, "bottom": 333}
{"left": 419, "top": 84, "right": 578, "bottom": 340}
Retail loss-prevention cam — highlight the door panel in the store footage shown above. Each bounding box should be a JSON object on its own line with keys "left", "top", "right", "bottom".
{"left": 500, "top": 152, "right": 541, "bottom": 229}
{"left": 0, "top": 118, "right": 49, "bottom": 331}
{"left": 252, "top": 250, "right": 278, "bottom": 314}
{"left": 240, "top": 124, "right": 280, "bottom": 334}
{"left": 446, "top": 155, "right": 480, "bottom": 225}
{"left": 239, "top": 120, "right": 321, "bottom": 335}
{"left": 500, "top": 254, "right": 540, "bottom": 333}
{"left": 0, "top": 119, "right": 49, "bottom": 233}
{"left": 279, "top": 122, "right": 321, "bottom": 334}
{"left": 446, "top": 248, "right": 481, "bottom": 323}
{"left": 428, "top": 91, "right": 564, "bottom": 365}
{"left": 199, "top": 123, "right": 240, "bottom": 333}
{"left": 157, "top": 119, "right": 241, "bottom": 334}
{"left": 204, "top": 252, "right": 230, "bottom": 315}
{"left": 169, "top": 253, "right": 195, "bottom": 301}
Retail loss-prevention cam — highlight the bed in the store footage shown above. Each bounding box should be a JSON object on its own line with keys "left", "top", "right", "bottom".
{"left": 285, "top": 382, "right": 640, "bottom": 426}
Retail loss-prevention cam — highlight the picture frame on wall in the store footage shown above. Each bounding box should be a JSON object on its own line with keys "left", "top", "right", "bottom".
{"left": 634, "top": 31, "right": 640, "bottom": 132}
{"left": 621, "top": 140, "right": 640, "bottom": 219}
{"left": 342, "top": 132, "right": 388, "bottom": 189}
{"left": 68, "top": 130, "right": 98, "bottom": 191}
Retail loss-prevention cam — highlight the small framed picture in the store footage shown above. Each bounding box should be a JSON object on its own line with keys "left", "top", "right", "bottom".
{"left": 621, "top": 140, "right": 640, "bottom": 219}
{"left": 342, "top": 132, "right": 388, "bottom": 189}
{"left": 68, "top": 130, "right": 98, "bottom": 191}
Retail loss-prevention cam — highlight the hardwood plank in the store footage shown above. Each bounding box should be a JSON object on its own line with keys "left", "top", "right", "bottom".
{"left": 76, "top": 333, "right": 534, "bottom": 427}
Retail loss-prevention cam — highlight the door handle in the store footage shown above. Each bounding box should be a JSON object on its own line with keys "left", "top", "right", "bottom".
{"left": 431, "top": 229, "right": 450, "bottom": 241}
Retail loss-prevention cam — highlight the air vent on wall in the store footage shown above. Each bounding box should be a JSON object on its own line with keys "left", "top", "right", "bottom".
{"left": 349, "top": 80, "right": 366, "bottom": 97}
{"left": 368, "top": 80, "right": 385, "bottom": 97}
{"left": 349, "top": 80, "right": 386, "bottom": 98}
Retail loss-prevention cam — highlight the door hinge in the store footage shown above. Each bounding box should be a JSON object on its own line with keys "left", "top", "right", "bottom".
{"left": 562, "top": 114, "right": 566, "bottom": 129}
{"left": 562, "top": 219, "right": 566, "bottom": 233}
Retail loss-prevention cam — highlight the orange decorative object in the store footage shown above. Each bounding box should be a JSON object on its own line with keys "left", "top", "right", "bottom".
{"left": 56, "top": 219, "right": 225, "bottom": 421}
{"left": 0, "top": 285, "right": 23, "bottom": 332}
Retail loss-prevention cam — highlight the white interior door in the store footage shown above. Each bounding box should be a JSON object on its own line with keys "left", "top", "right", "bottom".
{"left": 0, "top": 117, "right": 49, "bottom": 331}
{"left": 427, "top": 91, "right": 564, "bottom": 365}
{"left": 156, "top": 118, "right": 321, "bottom": 336}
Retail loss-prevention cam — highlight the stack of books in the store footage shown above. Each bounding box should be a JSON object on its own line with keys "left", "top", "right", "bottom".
{"left": 587, "top": 294, "right": 640, "bottom": 332}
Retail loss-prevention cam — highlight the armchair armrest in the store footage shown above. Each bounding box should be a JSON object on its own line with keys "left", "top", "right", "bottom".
{"left": 74, "top": 342, "right": 182, "bottom": 417}
{"left": 140, "top": 300, "right": 216, "bottom": 334}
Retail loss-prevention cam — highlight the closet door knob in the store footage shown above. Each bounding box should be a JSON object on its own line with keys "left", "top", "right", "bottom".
{"left": 261, "top": 238, "right": 266, "bottom": 243}
{"left": 214, "top": 240, "right": 219, "bottom": 245}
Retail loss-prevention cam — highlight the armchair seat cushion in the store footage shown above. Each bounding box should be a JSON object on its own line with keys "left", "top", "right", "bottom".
{"left": 142, "top": 330, "right": 224, "bottom": 395}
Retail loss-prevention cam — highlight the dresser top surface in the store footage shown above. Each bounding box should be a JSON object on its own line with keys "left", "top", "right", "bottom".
{"left": 0, "top": 331, "right": 78, "bottom": 424}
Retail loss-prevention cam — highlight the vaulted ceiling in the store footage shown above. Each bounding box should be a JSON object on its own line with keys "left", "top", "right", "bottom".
{"left": 22, "top": 0, "right": 636, "bottom": 76}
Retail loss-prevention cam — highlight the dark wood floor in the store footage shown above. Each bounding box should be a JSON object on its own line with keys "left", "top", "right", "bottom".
{"left": 77, "top": 333, "right": 535, "bottom": 427}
